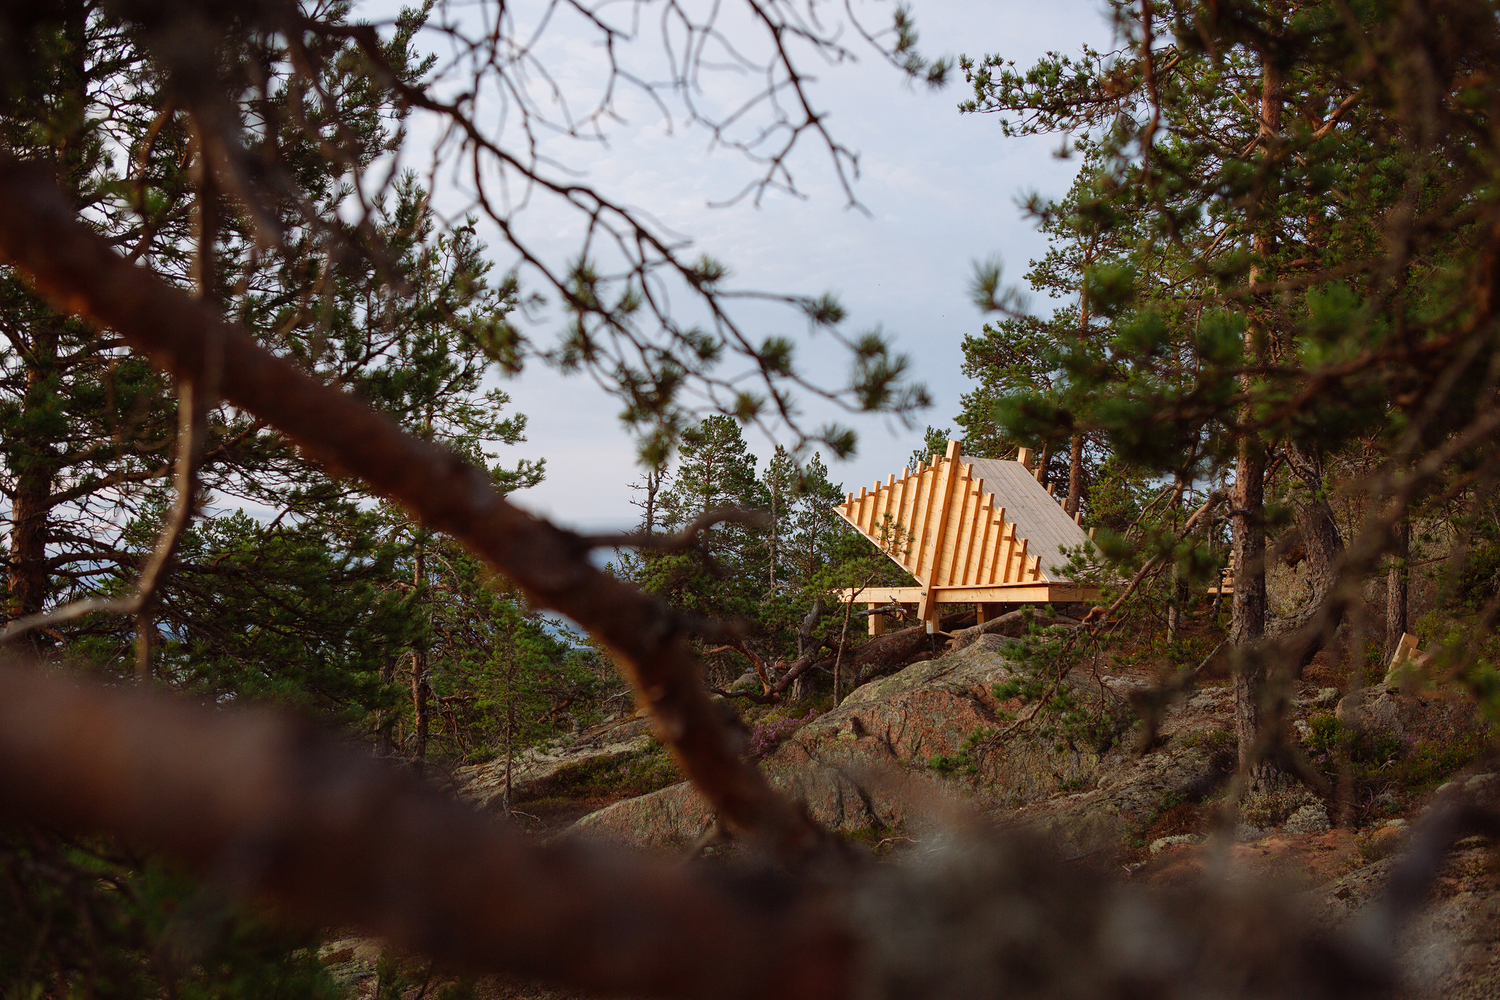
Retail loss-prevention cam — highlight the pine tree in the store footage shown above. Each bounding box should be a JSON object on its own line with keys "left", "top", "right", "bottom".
{"left": 958, "top": 0, "right": 1500, "bottom": 789}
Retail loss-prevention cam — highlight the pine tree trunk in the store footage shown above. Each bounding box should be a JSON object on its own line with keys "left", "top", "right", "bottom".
{"left": 1065, "top": 434, "right": 1084, "bottom": 518}
{"left": 8, "top": 330, "right": 59, "bottom": 634}
{"left": 1167, "top": 566, "right": 1188, "bottom": 643}
{"left": 1385, "top": 517, "right": 1410, "bottom": 661}
{"left": 411, "top": 546, "right": 429, "bottom": 770}
{"left": 1232, "top": 53, "right": 1283, "bottom": 795}
{"left": 377, "top": 654, "right": 396, "bottom": 757}
{"left": 1231, "top": 436, "right": 1271, "bottom": 787}
{"left": 768, "top": 474, "right": 778, "bottom": 591}
{"left": 412, "top": 650, "right": 429, "bottom": 768}
{"left": 6, "top": 0, "right": 87, "bottom": 638}
{"left": 1267, "top": 443, "right": 1346, "bottom": 671}
{"left": 504, "top": 652, "right": 516, "bottom": 813}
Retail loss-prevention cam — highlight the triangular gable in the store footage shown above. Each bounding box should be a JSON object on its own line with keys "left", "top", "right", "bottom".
{"left": 835, "top": 440, "right": 1093, "bottom": 587}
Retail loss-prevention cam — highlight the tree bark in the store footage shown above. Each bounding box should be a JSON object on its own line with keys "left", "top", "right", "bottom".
{"left": 1230, "top": 435, "right": 1270, "bottom": 783}
{"left": 1384, "top": 517, "right": 1410, "bottom": 662}
{"left": 1232, "top": 52, "right": 1283, "bottom": 794}
{"left": 7, "top": 329, "right": 59, "bottom": 632}
{"left": 1065, "top": 433, "right": 1084, "bottom": 519}
{"left": 412, "top": 651, "right": 430, "bottom": 767}
{"left": 1267, "top": 443, "right": 1346, "bottom": 672}
{"left": 411, "top": 545, "right": 430, "bottom": 769}
{"left": 377, "top": 654, "right": 396, "bottom": 757}
{"left": 1166, "top": 566, "right": 1188, "bottom": 643}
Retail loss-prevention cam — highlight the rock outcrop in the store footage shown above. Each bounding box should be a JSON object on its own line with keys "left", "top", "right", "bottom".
{"left": 571, "top": 633, "right": 1237, "bottom": 853}
{"left": 455, "top": 716, "right": 654, "bottom": 810}
{"left": 1335, "top": 682, "right": 1481, "bottom": 746}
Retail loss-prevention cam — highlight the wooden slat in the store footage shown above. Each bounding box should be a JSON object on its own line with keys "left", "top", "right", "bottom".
{"left": 948, "top": 483, "right": 977, "bottom": 585}
{"left": 942, "top": 463, "right": 976, "bottom": 584}
{"left": 908, "top": 464, "right": 938, "bottom": 580}
{"left": 956, "top": 488, "right": 986, "bottom": 585}
{"left": 921, "top": 442, "right": 961, "bottom": 584}
{"left": 872, "top": 476, "right": 892, "bottom": 542}
{"left": 980, "top": 501, "right": 1000, "bottom": 584}
{"left": 970, "top": 498, "right": 991, "bottom": 584}
{"left": 900, "top": 467, "right": 922, "bottom": 573}
{"left": 1010, "top": 536, "right": 1029, "bottom": 583}
{"left": 842, "top": 583, "right": 1104, "bottom": 604}
{"left": 891, "top": 471, "right": 911, "bottom": 562}
{"left": 997, "top": 523, "right": 1016, "bottom": 584}
{"left": 836, "top": 439, "right": 1102, "bottom": 604}
{"left": 982, "top": 509, "right": 1005, "bottom": 585}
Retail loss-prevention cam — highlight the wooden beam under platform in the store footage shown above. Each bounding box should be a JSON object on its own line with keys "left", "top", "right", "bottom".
{"left": 843, "top": 584, "right": 1102, "bottom": 606}
{"left": 843, "top": 582, "right": 1102, "bottom": 634}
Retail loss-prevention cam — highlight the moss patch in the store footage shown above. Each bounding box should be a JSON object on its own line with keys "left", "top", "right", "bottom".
{"left": 519, "top": 744, "right": 683, "bottom": 802}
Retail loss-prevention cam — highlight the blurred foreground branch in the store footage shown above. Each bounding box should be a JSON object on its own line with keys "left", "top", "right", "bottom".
{"left": 0, "top": 156, "right": 832, "bottom": 863}
{"left": 0, "top": 658, "right": 850, "bottom": 1000}
{"left": 4, "top": 656, "right": 1487, "bottom": 1000}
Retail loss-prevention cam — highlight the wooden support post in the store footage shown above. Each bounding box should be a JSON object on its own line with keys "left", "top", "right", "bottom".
{"left": 918, "top": 589, "right": 938, "bottom": 633}
{"left": 1015, "top": 446, "right": 1032, "bottom": 470}
{"left": 867, "top": 606, "right": 886, "bottom": 636}
{"left": 976, "top": 602, "right": 1004, "bottom": 624}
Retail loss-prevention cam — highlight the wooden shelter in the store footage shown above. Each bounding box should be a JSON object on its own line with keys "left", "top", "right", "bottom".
{"left": 836, "top": 440, "right": 1102, "bottom": 634}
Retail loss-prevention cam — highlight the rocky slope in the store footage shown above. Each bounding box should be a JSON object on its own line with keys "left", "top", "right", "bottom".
{"left": 568, "top": 632, "right": 1242, "bottom": 852}
{"left": 437, "top": 633, "right": 1498, "bottom": 997}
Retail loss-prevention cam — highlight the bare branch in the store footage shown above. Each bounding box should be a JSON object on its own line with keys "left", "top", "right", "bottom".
{"left": 586, "top": 506, "right": 772, "bottom": 550}
{"left": 0, "top": 156, "right": 836, "bottom": 862}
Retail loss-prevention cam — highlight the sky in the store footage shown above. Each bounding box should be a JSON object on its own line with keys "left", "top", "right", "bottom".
{"left": 392, "top": 0, "right": 1118, "bottom": 532}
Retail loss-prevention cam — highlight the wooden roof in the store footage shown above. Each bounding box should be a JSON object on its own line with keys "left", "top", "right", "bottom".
{"left": 835, "top": 439, "right": 1095, "bottom": 588}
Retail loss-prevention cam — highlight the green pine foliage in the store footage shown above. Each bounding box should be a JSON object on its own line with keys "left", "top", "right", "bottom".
{"left": 0, "top": 829, "right": 342, "bottom": 1000}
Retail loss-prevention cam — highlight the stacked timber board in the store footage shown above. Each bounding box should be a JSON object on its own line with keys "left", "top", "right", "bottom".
{"left": 835, "top": 439, "right": 1095, "bottom": 588}
{"left": 834, "top": 440, "right": 1100, "bottom": 629}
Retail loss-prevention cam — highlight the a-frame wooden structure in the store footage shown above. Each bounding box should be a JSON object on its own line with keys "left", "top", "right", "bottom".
{"left": 836, "top": 440, "right": 1102, "bottom": 633}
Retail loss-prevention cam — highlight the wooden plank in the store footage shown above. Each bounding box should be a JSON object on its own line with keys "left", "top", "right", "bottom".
{"left": 839, "top": 583, "right": 1103, "bottom": 604}
{"left": 917, "top": 587, "right": 938, "bottom": 632}
{"left": 1016, "top": 446, "right": 1032, "bottom": 470}
{"left": 908, "top": 463, "right": 940, "bottom": 581}
{"left": 898, "top": 464, "right": 920, "bottom": 568}
{"left": 1388, "top": 632, "right": 1420, "bottom": 670}
{"left": 872, "top": 475, "right": 891, "bottom": 541}
{"left": 841, "top": 586, "right": 924, "bottom": 603}
{"left": 956, "top": 484, "right": 986, "bottom": 585}
{"left": 947, "top": 481, "right": 978, "bottom": 585}
{"left": 942, "top": 464, "right": 975, "bottom": 585}
{"left": 867, "top": 607, "right": 886, "bottom": 636}
{"left": 971, "top": 501, "right": 989, "bottom": 584}
{"left": 990, "top": 508, "right": 1008, "bottom": 584}
{"left": 922, "top": 441, "right": 962, "bottom": 584}
{"left": 965, "top": 457, "right": 1096, "bottom": 581}
{"left": 997, "top": 523, "right": 1017, "bottom": 584}
{"left": 982, "top": 504, "right": 1002, "bottom": 584}
{"left": 881, "top": 472, "right": 903, "bottom": 560}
